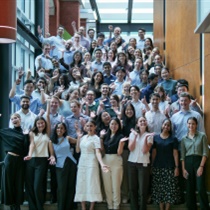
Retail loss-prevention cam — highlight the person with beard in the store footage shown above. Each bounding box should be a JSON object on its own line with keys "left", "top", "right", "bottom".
{"left": 9, "top": 95, "right": 37, "bottom": 131}
{"left": 59, "top": 40, "right": 75, "bottom": 73}
{"left": 0, "top": 113, "right": 29, "bottom": 210}
{"left": 9, "top": 79, "right": 43, "bottom": 115}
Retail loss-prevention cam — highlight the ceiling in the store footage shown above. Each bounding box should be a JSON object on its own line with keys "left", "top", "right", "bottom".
{"left": 80, "top": 0, "right": 153, "bottom": 24}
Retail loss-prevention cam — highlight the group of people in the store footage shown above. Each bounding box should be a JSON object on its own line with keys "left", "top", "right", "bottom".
{"left": 0, "top": 22, "right": 209, "bottom": 210}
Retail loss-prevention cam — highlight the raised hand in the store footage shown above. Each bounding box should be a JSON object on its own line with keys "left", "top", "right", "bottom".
{"left": 141, "top": 96, "right": 148, "bottom": 105}
{"left": 37, "top": 25, "right": 42, "bottom": 35}
{"left": 90, "top": 111, "right": 96, "bottom": 118}
{"left": 100, "top": 129, "right": 107, "bottom": 138}
{"left": 120, "top": 137, "right": 129, "bottom": 142}
{"left": 18, "top": 67, "right": 24, "bottom": 79}
{"left": 108, "top": 25, "right": 113, "bottom": 31}
{"left": 130, "top": 128, "right": 138, "bottom": 136}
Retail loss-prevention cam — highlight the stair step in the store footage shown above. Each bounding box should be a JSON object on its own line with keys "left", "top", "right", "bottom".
{"left": 0, "top": 202, "right": 188, "bottom": 210}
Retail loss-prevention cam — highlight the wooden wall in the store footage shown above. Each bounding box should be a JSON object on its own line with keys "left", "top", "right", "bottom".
{"left": 154, "top": 0, "right": 210, "bottom": 189}
{"left": 153, "top": 0, "right": 164, "bottom": 55}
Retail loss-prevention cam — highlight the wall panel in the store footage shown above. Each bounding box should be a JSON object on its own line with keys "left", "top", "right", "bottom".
{"left": 153, "top": 0, "right": 164, "bottom": 55}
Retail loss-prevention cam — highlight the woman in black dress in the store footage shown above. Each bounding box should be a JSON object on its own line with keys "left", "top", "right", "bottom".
{"left": 0, "top": 113, "right": 29, "bottom": 210}
{"left": 151, "top": 119, "right": 181, "bottom": 210}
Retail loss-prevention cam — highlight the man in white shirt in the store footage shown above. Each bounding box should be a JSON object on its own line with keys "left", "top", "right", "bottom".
{"left": 9, "top": 95, "right": 37, "bottom": 130}
{"left": 145, "top": 93, "right": 166, "bottom": 133}
{"left": 130, "top": 85, "right": 150, "bottom": 119}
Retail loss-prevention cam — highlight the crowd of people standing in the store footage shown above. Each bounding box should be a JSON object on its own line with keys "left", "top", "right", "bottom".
{"left": 0, "top": 22, "right": 209, "bottom": 210}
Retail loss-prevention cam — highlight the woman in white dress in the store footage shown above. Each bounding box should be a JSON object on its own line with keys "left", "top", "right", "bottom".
{"left": 74, "top": 119, "right": 109, "bottom": 210}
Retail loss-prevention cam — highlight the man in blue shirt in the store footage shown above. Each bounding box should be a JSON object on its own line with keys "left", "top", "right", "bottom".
{"left": 38, "top": 25, "right": 66, "bottom": 59}
{"left": 140, "top": 73, "right": 158, "bottom": 103}
{"left": 111, "top": 66, "right": 126, "bottom": 95}
{"left": 171, "top": 92, "right": 205, "bottom": 142}
{"left": 136, "top": 28, "right": 146, "bottom": 51}
{"left": 130, "top": 58, "right": 144, "bottom": 86}
{"left": 65, "top": 100, "right": 89, "bottom": 139}
{"left": 59, "top": 40, "right": 75, "bottom": 73}
{"left": 103, "top": 62, "right": 116, "bottom": 85}
{"left": 35, "top": 43, "right": 53, "bottom": 72}
{"left": 91, "top": 48, "right": 104, "bottom": 73}
{"left": 9, "top": 79, "right": 42, "bottom": 115}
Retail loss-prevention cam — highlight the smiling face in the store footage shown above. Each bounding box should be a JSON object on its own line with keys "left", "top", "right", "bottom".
{"left": 161, "top": 120, "right": 171, "bottom": 133}
{"left": 74, "top": 52, "right": 81, "bottom": 62}
{"left": 130, "top": 86, "right": 140, "bottom": 99}
{"left": 24, "top": 82, "right": 34, "bottom": 96}
{"left": 125, "top": 105, "right": 134, "bottom": 118}
{"left": 114, "top": 27, "right": 121, "bottom": 37}
{"left": 57, "top": 27, "right": 64, "bottom": 37}
{"left": 56, "top": 123, "right": 66, "bottom": 137}
{"left": 11, "top": 114, "right": 21, "bottom": 127}
{"left": 161, "top": 69, "right": 169, "bottom": 80}
{"left": 135, "top": 59, "right": 143, "bottom": 69}
{"left": 110, "top": 42, "right": 117, "bottom": 51}
{"left": 101, "top": 112, "right": 111, "bottom": 125}
{"left": 110, "top": 96, "right": 118, "bottom": 107}
{"left": 150, "top": 95, "right": 160, "bottom": 109}
{"left": 95, "top": 50, "right": 102, "bottom": 59}
{"left": 70, "top": 102, "right": 80, "bottom": 115}
{"left": 70, "top": 90, "right": 80, "bottom": 100}
{"left": 86, "top": 91, "right": 95, "bottom": 103}
{"left": 109, "top": 119, "right": 120, "bottom": 134}
{"left": 138, "top": 29, "right": 145, "bottom": 39}
{"left": 128, "top": 46, "right": 135, "bottom": 54}
{"left": 179, "top": 96, "right": 190, "bottom": 110}
{"left": 72, "top": 68, "right": 80, "bottom": 79}
{"left": 134, "top": 49, "right": 142, "bottom": 58}
{"left": 187, "top": 118, "right": 197, "bottom": 133}
{"left": 84, "top": 52, "right": 91, "bottom": 61}
{"left": 137, "top": 117, "right": 147, "bottom": 129}
{"left": 36, "top": 119, "right": 46, "bottom": 133}
{"left": 91, "top": 41, "right": 97, "bottom": 48}
{"left": 108, "top": 50, "right": 114, "bottom": 59}
{"left": 118, "top": 53, "right": 126, "bottom": 63}
{"left": 53, "top": 69, "right": 60, "bottom": 77}
{"left": 123, "top": 84, "right": 131, "bottom": 94}
{"left": 116, "top": 70, "right": 125, "bottom": 81}
{"left": 101, "top": 84, "right": 109, "bottom": 95}
{"left": 79, "top": 84, "right": 88, "bottom": 96}
{"left": 21, "top": 98, "right": 30, "bottom": 110}
{"left": 94, "top": 72, "right": 103, "bottom": 84}
{"left": 50, "top": 97, "right": 60, "bottom": 111}
{"left": 85, "top": 121, "right": 96, "bottom": 135}
{"left": 74, "top": 34, "right": 80, "bottom": 43}
{"left": 129, "top": 38, "right": 136, "bottom": 47}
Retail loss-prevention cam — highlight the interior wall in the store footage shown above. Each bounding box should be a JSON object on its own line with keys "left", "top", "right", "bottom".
{"left": 153, "top": 0, "right": 210, "bottom": 189}
{"left": 153, "top": 0, "right": 164, "bottom": 56}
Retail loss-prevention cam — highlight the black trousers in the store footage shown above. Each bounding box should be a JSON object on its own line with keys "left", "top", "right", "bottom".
{"left": 185, "top": 156, "right": 209, "bottom": 210}
{"left": 1, "top": 154, "right": 24, "bottom": 205}
{"left": 56, "top": 157, "right": 77, "bottom": 210}
{"left": 25, "top": 157, "right": 48, "bottom": 210}
{"left": 128, "top": 161, "right": 150, "bottom": 210}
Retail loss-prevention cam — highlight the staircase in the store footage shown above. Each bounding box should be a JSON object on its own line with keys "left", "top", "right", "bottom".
{"left": 1, "top": 168, "right": 209, "bottom": 210}
{"left": 1, "top": 202, "right": 188, "bottom": 210}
